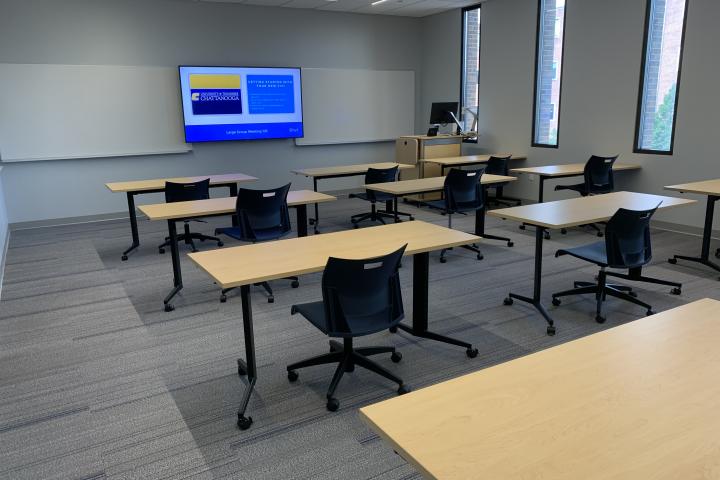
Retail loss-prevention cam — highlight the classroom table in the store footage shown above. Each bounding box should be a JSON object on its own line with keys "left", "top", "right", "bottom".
{"left": 487, "top": 191, "right": 695, "bottom": 334}
{"left": 138, "top": 190, "right": 335, "bottom": 311}
{"left": 665, "top": 179, "right": 720, "bottom": 278}
{"left": 188, "top": 221, "right": 481, "bottom": 430}
{"left": 510, "top": 163, "right": 641, "bottom": 203}
{"left": 106, "top": 173, "right": 257, "bottom": 261}
{"left": 365, "top": 173, "right": 517, "bottom": 246}
{"left": 420, "top": 153, "right": 526, "bottom": 175}
{"left": 292, "top": 162, "right": 414, "bottom": 233}
{"left": 359, "top": 298, "right": 720, "bottom": 480}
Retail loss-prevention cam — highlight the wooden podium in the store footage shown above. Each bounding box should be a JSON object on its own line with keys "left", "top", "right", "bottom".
{"left": 396, "top": 134, "right": 464, "bottom": 200}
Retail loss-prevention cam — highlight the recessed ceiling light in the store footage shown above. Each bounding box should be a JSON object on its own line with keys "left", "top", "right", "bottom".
{"left": 371, "top": 0, "right": 389, "bottom": 5}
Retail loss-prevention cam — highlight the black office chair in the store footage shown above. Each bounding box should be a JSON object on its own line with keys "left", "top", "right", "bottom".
{"left": 424, "top": 168, "right": 484, "bottom": 263}
{"left": 286, "top": 245, "right": 409, "bottom": 412}
{"left": 349, "top": 166, "right": 413, "bottom": 227}
{"left": 158, "top": 179, "right": 224, "bottom": 254}
{"left": 551, "top": 206, "right": 681, "bottom": 324}
{"left": 555, "top": 154, "right": 619, "bottom": 236}
{"left": 485, "top": 155, "right": 521, "bottom": 207}
{"left": 214, "top": 183, "right": 299, "bottom": 303}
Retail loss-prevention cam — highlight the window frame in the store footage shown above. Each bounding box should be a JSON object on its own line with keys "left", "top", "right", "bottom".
{"left": 531, "top": 0, "right": 568, "bottom": 148}
{"left": 633, "top": 0, "right": 690, "bottom": 156}
{"left": 460, "top": 3, "right": 482, "bottom": 144}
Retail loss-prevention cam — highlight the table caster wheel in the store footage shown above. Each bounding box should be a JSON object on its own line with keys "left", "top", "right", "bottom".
{"left": 671, "top": 287, "right": 681, "bottom": 295}
{"left": 409, "top": 216, "right": 415, "bottom": 221}
{"left": 440, "top": 257, "right": 447, "bottom": 264}
{"left": 267, "top": 296, "right": 274, "bottom": 304}
{"left": 597, "top": 232, "right": 604, "bottom": 238}
{"left": 668, "top": 258, "right": 677, "bottom": 264}
{"left": 389, "top": 326, "right": 398, "bottom": 333}
{"left": 397, "top": 384, "right": 410, "bottom": 395}
{"left": 552, "top": 297, "right": 561, "bottom": 306}
{"left": 595, "top": 315, "right": 606, "bottom": 324}
{"left": 353, "top": 224, "right": 359, "bottom": 229}
{"left": 476, "top": 254, "right": 484, "bottom": 260}
{"left": 503, "top": 297, "right": 513, "bottom": 306}
{"left": 291, "top": 280, "right": 299, "bottom": 288}
{"left": 326, "top": 397, "right": 339, "bottom": 412}
{"left": 164, "top": 303, "right": 174, "bottom": 312}
{"left": 507, "top": 241, "right": 514, "bottom": 247}
{"left": 287, "top": 370, "right": 299, "bottom": 382}
{"left": 646, "top": 309, "right": 655, "bottom": 316}
{"left": 121, "top": 255, "right": 128, "bottom": 261}
{"left": 544, "top": 231, "right": 551, "bottom": 240}
{"left": 220, "top": 295, "right": 227, "bottom": 303}
{"left": 159, "top": 248, "right": 165, "bottom": 254}
{"left": 390, "top": 351, "right": 402, "bottom": 363}
{"left": 466, "top": 347, "right": 478, "bottom": 358}
{"left": 560, "top": 228, "right": 567, "bottom": 235}
{"left": 519, "top": 225, "right": 526, "bottom": 230}
{"left": 546, "top": 326, "right": 556, "bottom": 335}
{"left": 237, "top": 415, "right": 253, "bottom": 430}
{"left": 217, "top": 241, "right": 224, "bottom": 247}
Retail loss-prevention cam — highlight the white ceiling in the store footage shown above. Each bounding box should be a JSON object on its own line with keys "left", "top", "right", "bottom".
{"left": 181, "top": 0, "right": 482, "bottom": 18}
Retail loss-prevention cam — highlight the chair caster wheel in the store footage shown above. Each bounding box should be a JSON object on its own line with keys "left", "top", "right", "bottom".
{"left": 507, "top": 241, "right": 514, "bottom": 247}
{"left": 546, "top": 326, "right": 556, "bottom": 335}
{"left": 595, "top": 315, "right": 606, "bottom": 324}
{"left": 560, "top": 228, "right": 567, "bottom": 235}
{"left": 671, "top": 287, "right": 681, "bottom": 295}
{"left": 291, "top": 280, "right": 299, "bottom": 288}
{"left": 217, "top": 241, "right": 224, "bottom": 247}
{"left": 466, "top": 347, "right": 478, "bottom": 358}
{"left": 439, "top": 257, "right": 447, "bottom": 264}
{"left": 628, "top": 291, "right": 638, "bottom": 298}
{"left": 668, "top": 258, "right": 677, "bottom": 264}
{"left": 391, "top": 351, "right": 402, "bottom": 363}
{"left": 121, "top": 255, "right": 128, "bottom": 261}
{"left": 268, "top": 296, "right": 275, "bottom": 304}
{"left": 326, "top": 397, "right": 339, "bottom": 412}
{"left": 503, "top": 297, "right": 513, "bottom": 306}
{"left": 237, "top": 415, "right": 253, "bottom": 430}
{"left": 597, "top": 232, "right": 604, "bottom": 237}
{"left": 389, "top": 326, "right": 398, "bottom": 333}
{"left": 476, "top": 254, "right": 484, "bottom": 260}
{"left": 220, "top": 295, "right": 227, "bottom": 303}
{"left": 164, "top": 304, "right": 174, "bottom": 312}
{"left": 159, "top": 248, "right": 165, "bottom": 254}
{"left": 552, "top": 297, "right": 561, "bottom": 306}
{"left": 397, "top": 384, "right": 410, "bottom": 395}
{"left": 646, "top": 310, "right": 655, "bottom": 316}
{"left": 544, "top": 231, "right": 551, "bottom": 240}
{"left": 519, "top": 225, "right": 526, "bottom": 230}
{"left": 287, "top": 370, "right": 299, "bottom": 382}
{"left": 409, "top": 216, "right": 414, "bottom": 221}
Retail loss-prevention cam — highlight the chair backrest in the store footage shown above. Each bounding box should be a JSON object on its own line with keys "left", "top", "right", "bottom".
{"left": 164, "top": 179, "right": 210, "bottom": 203}
{"left": 583, "top": 155, "right": 618, "bottom": 194}
{"left": 321, "top": 245, "right": 406, "bottom": 337}
{"left": 485, "top": 155, "right": 511, "bottom": 176}
{"left": 364, "top": 166, "right": 399, "bottom": 202}
{"left": 443, "top": 168, "right": 485, "bottom": 212}
{"left": 604, "top": 205, "right": 659, "bottom": 269}
{"left": 234, "top": 183, "right": 292, "bottom": 241}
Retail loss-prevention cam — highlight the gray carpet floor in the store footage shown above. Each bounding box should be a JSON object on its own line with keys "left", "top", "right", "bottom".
{"left": 1, "top": 195, "right": 717, "bottom": 479}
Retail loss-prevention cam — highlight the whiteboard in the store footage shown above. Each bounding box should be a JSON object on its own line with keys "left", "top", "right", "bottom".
{"left": 0, "top": 64, "right": 190, "bottom": 162}
{"left": 296, "top": 68, "right": 414, "bottom": 146}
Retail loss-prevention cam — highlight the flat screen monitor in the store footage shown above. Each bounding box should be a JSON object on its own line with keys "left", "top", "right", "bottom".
{"left": 429, "top": 102, "right": 459, "bottom": 125}
{"left": 179, "top": 66, "right": 303, "bottom": 143}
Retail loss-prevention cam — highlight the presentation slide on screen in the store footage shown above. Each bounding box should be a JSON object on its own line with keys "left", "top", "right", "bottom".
{"left": 179, "top": 66, "right": 303, "bottom": 142}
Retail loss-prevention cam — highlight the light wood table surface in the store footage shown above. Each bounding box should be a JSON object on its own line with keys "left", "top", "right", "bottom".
{"left": 188, "top": 221, "right": 482, "bottom": 430}
{"left": 360, "top": 297, "right": 720, "bottom": 480}
{"left": 486, "top": 192, "right": 695, "bottom": 334}
{"left": 106, "top": 172, "right": 257, "bottom": 261}
{"left": 665, "top": 179, "right": 720, "bottom": 277}
{"left": 420, "top": 154, "right": 526, "bottom": 174}
{"left": 363, "top": 173, "right": 516, "bottom": 196}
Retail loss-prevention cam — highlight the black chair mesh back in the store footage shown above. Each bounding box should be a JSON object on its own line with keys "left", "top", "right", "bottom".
{"left": 604, "top": 206, "right": 658, "bottom": 269}
{"left": 444, "top": 168, "right": 485, "bottom": 212}
{"left": 234, "top": 183, "right": 292, "bottom": 241}
{"left": 584, "top": 155, "right": 618, "bottom": 194}
{"left": 364, "top": 166, "right": 399, "bottom": 202}
{"left": 485, "top": 156, "right": 511, "bottom": 176}
{"left": 321, "top": 245, "right": 406, "bottom": 337}
{"left": 164, "top": 179, "right": 211, "bottom": 203}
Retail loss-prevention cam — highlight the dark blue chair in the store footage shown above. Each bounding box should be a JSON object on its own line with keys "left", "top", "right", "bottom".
{"left": 286, "top": 245, "right": 409, "bottom": 412}
{"left": 349, "top": 166, "right": 413, "bottom": 227}
{"left": 485, "top": 155, "right": 521, "bottom": 208}
{"left": 215, "top": 183, "right": 299, "bottom": 303}
{"left": 551, "top": 205, "right": 681, "bottom": 323}
{"left": 424, "top": 168, "right": 484, "bottom": 263}
{"left": 158, "top": 179, "right": 223, "bottom": 254}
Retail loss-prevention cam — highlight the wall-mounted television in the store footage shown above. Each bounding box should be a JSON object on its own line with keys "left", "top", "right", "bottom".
{"left": 179, "top": 66, "right": 303, "bottom": 143}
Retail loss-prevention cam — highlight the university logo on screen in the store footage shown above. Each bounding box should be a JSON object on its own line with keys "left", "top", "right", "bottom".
{"left": 189, "top": 74, "right": 243, "bottom": 115}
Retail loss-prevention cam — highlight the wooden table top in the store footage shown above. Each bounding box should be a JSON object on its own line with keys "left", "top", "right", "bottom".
{"left": 291, "top": 162, "right": 414, "bottom": 178}
{"left": 420, "top": 154, "right": 526, "bottom": 166}
{"left": 487, "top": 191, "right": 694, "bottom": 229}
{"left": 137, "top": 190, "right": 336, "bottom": 221}
{"left": 105, "top": 173, "right": 258, "bottom": 193}
{"left": 510, "top": 163, "right": 641, "bottom": 177}
{"left": 665, "top": 179, "right": 720, "bottom": 196}
{"left": 364, "top": 174, "right": 516, "bottom": 196}
{"left": 189, "top": 221, "right": 480, "bottom": 288}
{"left": 360, "top": 297, "right": 720, "bottom": 480}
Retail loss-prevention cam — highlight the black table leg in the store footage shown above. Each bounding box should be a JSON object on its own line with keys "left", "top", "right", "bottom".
{"left": 296, "top": 204, "right": 308, "bottom": 237}
{"left": 163, "top": 220, "right": 183, "bottom": 312}
{"left": 121, "top": 192, "right": 140, "bottom": 261}
{"left": 503, "top": 225, "right": 556, "bottom": 335}
{"left": 229, "top": 183, "right": 239, "bottom": 227}
{"left": 669, "top": 195, "right": 720, "bottom": 278}
{"left": 236, "top": 284, "right": 257, "bottom": 430}
{"left": 392, "top": 251, "right": 478, "bottom": 358}
{"left": 476, "top": 192, "right": 514, "bottom": 247}
{"left": 309, "top": 177, "right": 320, "bottom": 234}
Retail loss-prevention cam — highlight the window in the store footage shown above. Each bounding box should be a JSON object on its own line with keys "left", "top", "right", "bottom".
{"left": 461, "top": 5, "right": 481, "bottom": 141}
{"left": 532, "top": 0, "right": 566, "bottom": 147}
{"left": 635, "top": 0, "right": 688, "bottom": 154}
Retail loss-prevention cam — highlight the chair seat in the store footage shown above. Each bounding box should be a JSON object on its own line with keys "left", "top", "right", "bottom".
{"left": 292, "top": 300, "right": 398, "bottom": 338}
{"left": 556, "top": 241, "right": 608, "bottom": 267}
{"left": 216, "top": 226, "right": 289, "bottom": 242}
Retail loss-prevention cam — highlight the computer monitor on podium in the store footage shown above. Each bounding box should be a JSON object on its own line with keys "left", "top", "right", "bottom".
{"left": 429, "top": 102, "right": 459, "bottom": 125}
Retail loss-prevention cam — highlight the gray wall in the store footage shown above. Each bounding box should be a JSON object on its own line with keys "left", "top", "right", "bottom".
{"left": 0, "top": 0, "right": 423, "bottom": 224}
